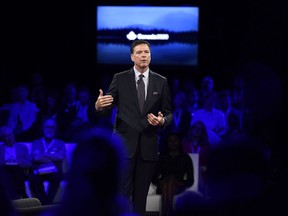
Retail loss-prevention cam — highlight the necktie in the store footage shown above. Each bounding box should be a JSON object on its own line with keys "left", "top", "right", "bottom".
{"left": 137, "top": 74, "right": 145, "bottom": 112}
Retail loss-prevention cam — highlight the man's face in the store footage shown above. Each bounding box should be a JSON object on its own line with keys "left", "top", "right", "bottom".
{"left": 43, "top": 120, "right": 57, "bottom": 139}
{"left": 131, "top": 44, "right": 151, "bottom": 70}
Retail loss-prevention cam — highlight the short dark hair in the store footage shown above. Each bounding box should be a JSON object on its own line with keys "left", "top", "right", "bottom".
{"left": 130, "top": 40, "right": 151, "bottom": 54}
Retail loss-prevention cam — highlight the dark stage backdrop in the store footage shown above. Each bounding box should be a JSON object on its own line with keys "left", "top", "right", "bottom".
{"left": 1, "top": 0, "right": 287, "bottom": 91}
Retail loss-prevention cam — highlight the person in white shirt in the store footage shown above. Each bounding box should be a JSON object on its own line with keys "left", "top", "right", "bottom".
{"left": 0, "top": 126, "right": 32, "bottom": 199}
{"left": 191, "top": 91, "right": 225, "bottom": 145}
{"left": 7, "top": 84, "right": 39, "bottom": 140}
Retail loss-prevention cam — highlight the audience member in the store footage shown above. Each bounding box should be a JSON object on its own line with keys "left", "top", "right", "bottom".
{"left": 62, "top": 84, "right": 98, "bottom": 142}
{"left": 204, "top": 136, "right": 275, "bottom": 216}
{"left": 174, "top": 190, "right": 206, "bottom": 216}
{"left": 44, "top": 88, "right": 61, "bottom": 119}
{"left": 0, "top": 126, "right": 32, "bottom": 199}
{"left": 186, "top": 87, "right": 201, "bottom": 120}
{"left": 174, "top": 135, "right": 280, "bottom": 216}
{"left": 182, "top": 121, "right": 210, "bottom": 156}
{"left": 230, "top": 62, "right": 286, "bottom": 198}
{"left": 160, "top": 91, "right": 192, "bottom": 152}
{"left": 29, "top": 118, "right": 66, "bottom": 205}
{"left": 7, "top": 84, "right": 39, "bottom": 141}
{"left": 0, "top": 87, "right": 19, "bottom": 127}
{"left": 170, "top": 77, "right": 182, "bottom": 99}
{"left": 198, "top": 75, "right": 215, "bottom": 107}
{"left": 216, "top": 90, "right": 243, "bottom": 135}
{"left": 75, "top": 85, "right": 98, "bottom": 125}
{"left": 55, "top": 82, "right": 78, "bottom": 141}
{"left": 29, "top": 71, "right": 48, "bottom": 111}
{"left": 53, "top": 127, "right": 134, "bottom": 216}
{"left": 171, "top": 91, "right": 192, "bottom": 137}
{"left": 229, "top": 74, "right": 245, "bottom": 111}
{"left": 152, "top": 132, "right": 194, "bottom": 216}
{"left": 191, "top": 91, "right": 226, "bottom": 143}
{"left": 182, "top": 120, "right": 211, "bottom": 197}
{"left": 33, "top": 88, "right": 61, "bottom": 138}
{"left": 182, "top": 78, "right": 197, "bottom": 95}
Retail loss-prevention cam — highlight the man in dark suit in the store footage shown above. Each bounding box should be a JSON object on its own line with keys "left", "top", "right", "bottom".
{"left": 95, "top": 40, "right": 173, "bottom": 215}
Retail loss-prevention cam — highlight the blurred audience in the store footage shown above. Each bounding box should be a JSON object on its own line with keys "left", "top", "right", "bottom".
{"left": 170, "top": 91, "right": 192, "bottom": 137}
{"left": 62, "top": 84, "right": 98, "bottom": 142}
{"left": 174, "top": 135, "right": 281, "bottom": 216}
{"left": 186, "top": 87, "right": 201, "bottom": 120}
{"left": 216, "top": 90, "right": 243, "bottom": 135}
{"left": 198, "top": 75, "right": 216, "bottom": 107}
{"left": 29, "top": 71, "right": 48, "bottom": 112}
{"left": 0, "top": 126, "right": 32, "bottom": 199}
{"left": 0, "top": 169, "right": 19, "bottom": 216}
{"left": 53, "top": 127, "right": 134, "bottom": 216}
{"left": 229, "top": 74, "right": 245, "bottom": 111}
{"left": 152, "top": 132, "right": 194, "bottom": 216}
{"left": 182, "top": 120, "right": 211, "bottom": 197}
{"left": 204, "top": 136, "right": 275, "bottom": 216}
{"left": 7, "top": 84, "right": 39, "bottom": 141}
{"left": 191, "top": 91, "right": 226, "bottom": 143}
{"left": 29, "top": 118, "right": 66, "bottom": 205}
{"left": 170, "top": 77, "right": 182, "bottom": 99}
{"left": 173, "top": 62, "right": 287, "bottom": 216}
{"left": 55, "top": 82, "right": 78, "bottom": 141}
{"left": 160, "top": 91, "right": 192, "bottom": 153}
{"left": 174, "top": 190, "right": 206, "bottom": 216}
{"left": 33, "top": 88, "right": 61, "bottom": 138}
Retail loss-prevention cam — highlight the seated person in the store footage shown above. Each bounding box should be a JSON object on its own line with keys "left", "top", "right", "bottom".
{"left": 152, "top": 132, "right": 194, "bottom": 216}
{"left": 53, "top": 128, "right": 133, "bottom": 216}
{"left": 0, "top": 126, "right": 32, "bottom": 199}
{"left": 29, "top": 118, "right": 66, "bottom": 205}
{"left": 182, "top": 120, "right": 211, "bottom": 197}
{"left": 7, "top": 84, "right": 39, "bottom": 141}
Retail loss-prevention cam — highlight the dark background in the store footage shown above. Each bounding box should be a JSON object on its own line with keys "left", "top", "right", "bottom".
{"left": 1, "top": 0, "right": 287, "bottom": 90}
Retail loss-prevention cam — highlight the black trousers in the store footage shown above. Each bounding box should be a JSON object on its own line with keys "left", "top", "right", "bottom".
{"left": 122, "top": 143, "right": 156, "bottom": 216}
{"left": 29, "top": 170, "right": 62, "bottom": 205}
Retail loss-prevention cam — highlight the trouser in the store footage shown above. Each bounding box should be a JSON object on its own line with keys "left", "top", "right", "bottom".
{"left": 29, "top": 171, "right": 62, "bottom": 205}
{"left": 122, "top": 144, "right": 156, "bottom": 216}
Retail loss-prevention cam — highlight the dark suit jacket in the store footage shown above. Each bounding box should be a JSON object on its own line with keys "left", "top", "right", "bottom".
{"left": 106, "top": 68, "right": 173, "bottom": 160}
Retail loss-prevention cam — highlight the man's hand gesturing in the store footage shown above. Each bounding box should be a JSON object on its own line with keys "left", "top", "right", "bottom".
{"left": 95, "top": 89, "right": 114, "bottom": 111}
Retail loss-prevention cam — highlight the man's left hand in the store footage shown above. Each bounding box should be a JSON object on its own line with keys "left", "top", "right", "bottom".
{"left": 147, "top": 111, "right": 164, "bottom": 126}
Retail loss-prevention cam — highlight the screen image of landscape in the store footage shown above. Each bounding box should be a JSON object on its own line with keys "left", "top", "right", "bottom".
{"left": 96, "top": 5, "right": 199, "bottom": 66}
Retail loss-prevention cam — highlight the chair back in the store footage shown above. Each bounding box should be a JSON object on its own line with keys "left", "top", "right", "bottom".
{"left": 187, "top": 153, "right": 199, "bottom": 191}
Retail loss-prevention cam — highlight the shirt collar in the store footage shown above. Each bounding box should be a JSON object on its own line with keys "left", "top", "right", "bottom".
{"left": 134, "top": 67, "right": 149, "bottom": 79}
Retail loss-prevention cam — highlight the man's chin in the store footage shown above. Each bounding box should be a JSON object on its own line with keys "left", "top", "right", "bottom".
{"left": 140, "top": 63, "right": 148, "bottom": 68}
